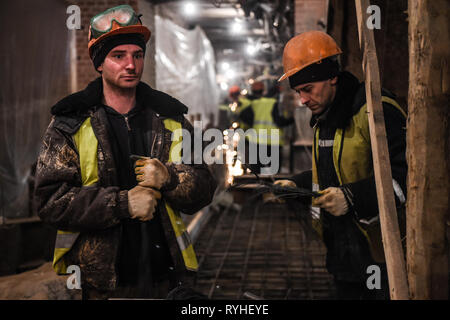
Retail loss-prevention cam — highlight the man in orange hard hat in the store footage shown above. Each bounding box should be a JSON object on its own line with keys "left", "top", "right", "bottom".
{"left": 34, "top": 5, "right": 215, "bottom": 299}
{"left": 229, "top": 85, "right": 241, "bottom": 98}
{"left": 275, "top": 31, "right": 407, "bottom": 299}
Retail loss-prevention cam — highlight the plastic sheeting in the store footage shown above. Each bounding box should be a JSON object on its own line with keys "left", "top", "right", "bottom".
{"left": 155, "top": 15, "right": 219, "bottom": 127}
{"left": 0, "top": 1, "right": 70, "bottom": 219}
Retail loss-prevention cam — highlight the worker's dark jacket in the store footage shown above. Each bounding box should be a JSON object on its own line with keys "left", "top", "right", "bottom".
{"left": 34, "top": 78, "right": 217, "bottom": 291}
{"left": 291, "top": 71, "right": 407, "bottom": 282}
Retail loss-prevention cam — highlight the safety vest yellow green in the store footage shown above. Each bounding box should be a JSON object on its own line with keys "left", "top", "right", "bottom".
{"left": 238, "top": 97, "right": 251, "bottom": 113}
{"left": 52, "top": 117, "right": 198, "bottom": 274}
{"left": 246, "top": 97, "right": 283, "bottom": 146}
{"left": 311, "top": 96, "right": 406, "bottom": 262}
{"left": 219, "top": 104, "right": 230, "bottom": 112}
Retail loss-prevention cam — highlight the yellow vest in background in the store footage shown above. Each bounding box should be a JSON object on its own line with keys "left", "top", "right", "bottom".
{"left": 247, "top": 97, "right": 283, "bottom": 146}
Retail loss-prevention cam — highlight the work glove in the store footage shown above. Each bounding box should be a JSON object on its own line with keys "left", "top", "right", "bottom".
{"left": 312, "top": 187, "right": 349, "bottom": 216}
{"left": 263, "top": 179, "right": 297, "bottom": 203}
{"left": 134, "top": 158, "right": 170, "bottom": 190}
{"left": 128, "top": 185, "right": 161, "bottom": 221}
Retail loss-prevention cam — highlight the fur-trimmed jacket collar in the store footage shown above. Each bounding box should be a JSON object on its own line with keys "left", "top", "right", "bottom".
{"left": 310, "top": 71, "right": 362, "bottom": 129}
{"left": 310, "top": 71, "right": 397, "bottom": 129}
{"left": 51, "top": 77, "right": 188, "bottom": 118}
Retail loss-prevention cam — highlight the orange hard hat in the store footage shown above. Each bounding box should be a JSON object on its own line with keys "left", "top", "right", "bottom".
{"left": 251, "top": 81, "right": 264, "bottom": 92}
{"left": 88, "top": 5, "right": 151, "bottom": 58}
{"left": 229, "top": 85, "right": 241, "bottom": 95}
{"left": 278, "top": 31, "right": 342, "bottom": 82}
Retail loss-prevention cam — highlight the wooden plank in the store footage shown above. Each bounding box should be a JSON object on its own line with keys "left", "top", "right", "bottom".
{"left": 186, "top": 207, "right": 212, "bottom": 244}
{"left": 406, "top": 0, "right": 449, "bottom": 299}
{"left": 355, "top": 0, "right": 409, "bottom": 300}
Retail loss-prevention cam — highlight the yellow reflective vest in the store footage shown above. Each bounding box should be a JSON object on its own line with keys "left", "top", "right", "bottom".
{"left": 52, "top": 117, "right": 198, "bottom": 274}
{"left": 246, "top": 97, "right": 283, "bottom": 146}
{"left": 311, "top": 96, "right": 406, "bottom": 262}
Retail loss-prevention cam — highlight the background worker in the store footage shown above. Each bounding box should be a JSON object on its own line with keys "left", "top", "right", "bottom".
{"left": 274, "top": 31, "right": 407, "bottom": 299}
{"left": 239, "top": 81, "right": 294, "bottom": 174}
{"left": 229, "top": 85, "right": 251, "bottom": 129}
{"left": 34, "top": 5, "right": 216, "bottom": 299}
{"left": 218, "top": 85, "right": 251, "bottom": 131}
{"left": 218, "top": 97, "right": 232, "bottom": 131}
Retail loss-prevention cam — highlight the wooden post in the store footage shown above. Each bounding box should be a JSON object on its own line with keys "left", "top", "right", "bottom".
{"left": 355, "top": 0, "right": 410, "bottom": 299}
{"left": 407, "top": 0, "right": 449, "bottom": 300}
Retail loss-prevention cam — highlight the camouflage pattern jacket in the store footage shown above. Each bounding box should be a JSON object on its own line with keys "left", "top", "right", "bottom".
{"left": 34, "top": 78, "right": 217, "bottom": 291}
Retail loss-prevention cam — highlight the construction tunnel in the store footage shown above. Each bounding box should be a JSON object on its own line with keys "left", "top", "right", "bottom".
{"left": 0, "top": 0, "right": 448, "bottom": 302}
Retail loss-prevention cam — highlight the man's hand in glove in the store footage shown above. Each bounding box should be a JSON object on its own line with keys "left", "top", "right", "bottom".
{"left": 312, "top": 187, "right": 349, "bottom": 216}
{"left": 263, "top": 180, "right": 296, "bottom": 203}
{"left": 128, "top": 186, "right": 161, "bottom": 221}
{"left": 134, "top": 158, "right": 169, "bottom": 190}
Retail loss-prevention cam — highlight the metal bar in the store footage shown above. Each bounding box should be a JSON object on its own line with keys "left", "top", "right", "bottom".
{"left": 243, "top": 291, "right": 264, "bottom": 300}
{"left": 260, "top": 203, "right": 274, "bottom": 298}
{"left": 300, "top": 222, "right": 314, "bottom": 299}
{"left": 194, "top": 187, "right": 335, "bottom": 299}
{"left": 283, "top": 205, "right": 293, "bottom": 299}
{"left": 236, "top": 201, "right": 260, "bottom": 298}
{"left": 197, "top": 205, "right": 232, "bottom": 269}
{"left": 187, "top": 206, "right": 212, "bottom": 244}
{"left": 207, "top": 204, "right": 243, "bottom": 299}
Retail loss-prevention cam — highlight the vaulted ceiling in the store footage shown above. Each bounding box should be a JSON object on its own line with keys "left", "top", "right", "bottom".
{"left": 152, "top": 0, "right": 294, "bottom": 87}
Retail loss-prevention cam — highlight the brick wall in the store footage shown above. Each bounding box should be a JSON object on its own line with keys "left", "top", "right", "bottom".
{"left": 294, "top": 0, "right": 329, "bottom": 34}
{"left": 293, "top": 0, "right": 408, "bottom": 106}
{"left": 138, "top": 0, "right": 156, "bottom": 88}
{"left": 327, "top": 0, "right": 409, "bottom": 106}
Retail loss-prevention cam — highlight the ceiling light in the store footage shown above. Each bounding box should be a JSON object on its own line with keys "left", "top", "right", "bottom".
{"left": 221, "top": 62, "right": 230, "bottom": 70}
{"left": 225, "top": 69, "right": 235, "bottom": 79}
{"left": 231, "top": 21, "right": 244, "bottom": 34}
{"left": 183, "top": 2, "right": 197, "bottom": 16}
{"left": 246, "top": 44, "right": 257, "bottom": 56}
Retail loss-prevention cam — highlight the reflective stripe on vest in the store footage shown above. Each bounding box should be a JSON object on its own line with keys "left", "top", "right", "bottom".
{"left": 52, "top": 117, "right": 199, "bottom": 274}
{"left": 318, "top": 139, "right": 334, "bottom": 147}
{"left": 247, "top": 97, "right": 283, "bottom": 145}
{"left": 219, "top": 104, "right": 230, "bottom": 112}
{"left": 53, "top": 117, "right": 97, "bottom": 274}
{"left": 163, "top": 118, "right": 199, "bottom": 271}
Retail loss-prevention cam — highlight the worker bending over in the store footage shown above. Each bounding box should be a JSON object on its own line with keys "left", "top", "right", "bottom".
{"left": 276, "top": 31, "right": 407, "bottom": 299}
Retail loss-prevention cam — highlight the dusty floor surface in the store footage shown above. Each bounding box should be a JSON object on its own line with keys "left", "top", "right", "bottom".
{"left": 0, "top": 262, "right": 81, "bottom": 300}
